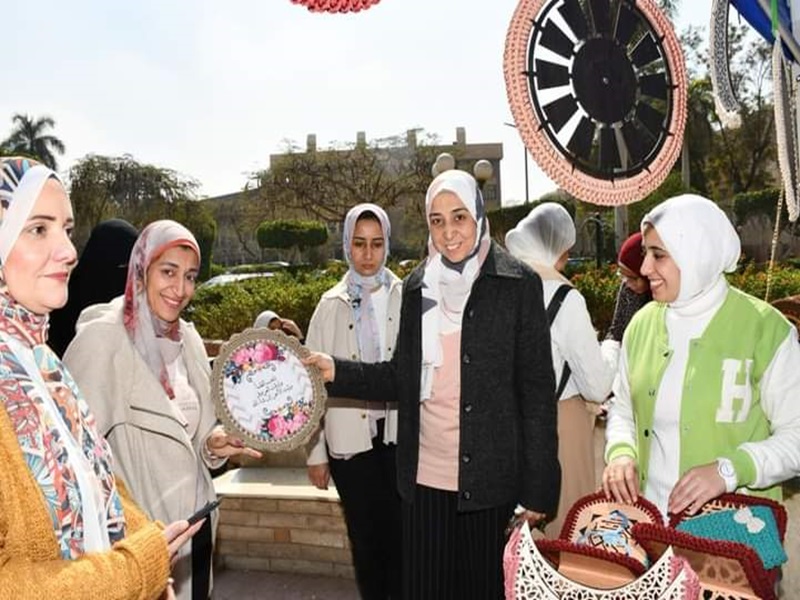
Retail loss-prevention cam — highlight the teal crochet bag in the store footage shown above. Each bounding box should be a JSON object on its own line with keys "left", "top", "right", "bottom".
{"left": 675, "top": 505, "right": 787, "bottom": 570}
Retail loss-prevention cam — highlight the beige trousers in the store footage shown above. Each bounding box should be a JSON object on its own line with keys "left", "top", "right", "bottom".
{"left": 545, "top": 395, "right": 598, "bottom": 539}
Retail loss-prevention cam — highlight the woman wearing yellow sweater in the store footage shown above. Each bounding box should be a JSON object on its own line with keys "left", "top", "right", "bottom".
{"left": 0, "top": 157, "right": 198, "bottom": 599}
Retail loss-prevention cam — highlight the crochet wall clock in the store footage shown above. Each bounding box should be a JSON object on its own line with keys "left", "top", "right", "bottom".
{"left": 504, "top": 0, "right": 688, "bottom": 205}
{"left": 211, "top": 329, "right": 326, "bottom": 452}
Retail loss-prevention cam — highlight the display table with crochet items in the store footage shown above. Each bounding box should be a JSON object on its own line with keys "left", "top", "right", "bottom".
{"left": 503, "top": 491, "right": 790, "bottom": 599}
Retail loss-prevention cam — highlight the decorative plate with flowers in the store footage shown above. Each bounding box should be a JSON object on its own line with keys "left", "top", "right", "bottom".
{"left": 211, "top": 329, "right": 326, "bottom": 452}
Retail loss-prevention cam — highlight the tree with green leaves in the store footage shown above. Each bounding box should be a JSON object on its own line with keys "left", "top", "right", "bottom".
{"left": 252, "top": 130, "right": 442, "bottom": 226}
{"left": 679, "top": 22, "right": 775, "bottom": 199}
{"left": 68, "top": 154, "right": 200, "bottom": 246}
{"left": 2, "top": 114, "right": 65, "bottom": 170}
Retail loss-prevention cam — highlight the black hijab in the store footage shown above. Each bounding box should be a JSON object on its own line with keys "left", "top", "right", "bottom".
{"left": 48, "top": 219, "right": 138, "bottom": 356}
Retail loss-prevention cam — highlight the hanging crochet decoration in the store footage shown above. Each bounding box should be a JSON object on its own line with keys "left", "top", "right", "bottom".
{"left": 504, "top": 0, "right": 688, "bottom": 206}
{"left": 709, "top": 0, "right": 743, "bottom": 128}
{"left": 290, "top": 0, "right": 381, "bottom": 12}
{"left": 773, "top": 39, "right": 800, "bottom": 222}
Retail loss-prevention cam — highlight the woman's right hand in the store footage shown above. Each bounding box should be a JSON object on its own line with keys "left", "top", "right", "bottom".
{"left": 602, "top": 456, "right": 640, "bottom": 504}
{"left": 162, "top": 519, "right": 204, "bottom": 564}
{"left": 303, "top": 352, "right": 335, "bottom": 382}
{"left": 307, "top": 463, "right": 331, "bottom": 490}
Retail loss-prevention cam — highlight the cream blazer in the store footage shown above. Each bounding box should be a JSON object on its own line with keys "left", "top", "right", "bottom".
{"left": 306, "top": 273, "right": 402, "bottom": 464}
{"left": 64, "top": 297, "right": 219, "bottom": 600}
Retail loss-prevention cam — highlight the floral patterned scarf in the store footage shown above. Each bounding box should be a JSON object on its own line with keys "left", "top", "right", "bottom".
{"left": 123, "top": 220, "right": 200, "bottom": 399}
{"left": 0, "top": 157, "right": 125, "bottom": 559}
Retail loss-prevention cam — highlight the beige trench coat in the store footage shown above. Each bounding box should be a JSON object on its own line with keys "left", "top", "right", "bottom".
{"left": 305, "top": 273, "right": 402, "bottom": 464}
{"left": 64, "top": 297, "right": 220, "bottom": 600}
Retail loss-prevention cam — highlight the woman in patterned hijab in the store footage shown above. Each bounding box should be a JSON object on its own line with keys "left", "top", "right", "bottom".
{"left": 0, "top": 157, "right": 194, "bottom": 598}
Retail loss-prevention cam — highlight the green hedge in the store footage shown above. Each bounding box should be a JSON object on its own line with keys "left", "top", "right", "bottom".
{"left": 187, "top": 272, "right": 339, "bottom": 340}
{"left": 188, "top": 263, "right": 800, "bottom": 341}
{"left": 256, "top": 219, "right": 328, "bottom": 250}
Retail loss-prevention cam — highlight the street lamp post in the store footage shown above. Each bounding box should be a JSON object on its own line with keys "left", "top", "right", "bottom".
{"left": 473, "top": 159, "right": 493, "bottom": 191}
{"left": 431, "top": 152, "right": 456, "bottom": 177}
{"left": 581, "top": 213, "right": 605, "bottom": 268}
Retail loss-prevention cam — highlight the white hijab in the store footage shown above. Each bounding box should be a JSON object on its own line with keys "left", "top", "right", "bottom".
{"left": 642, "top": 194, "right": 740, "bottom": 307}
{"left": 505, "top": 202, "right": 575, "bottom": 281}
{"left": 419, "top": 170, "right": 490, "bottom": 401}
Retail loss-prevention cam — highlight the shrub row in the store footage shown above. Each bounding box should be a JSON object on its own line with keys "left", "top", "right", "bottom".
{"left": 189, "top": 263, "right": 800, "bottom": 341}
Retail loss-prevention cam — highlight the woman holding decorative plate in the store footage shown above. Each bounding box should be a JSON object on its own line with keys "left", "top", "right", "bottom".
{"left": 306, "top": 170, "right": 560, "bottom": 599}
{"left": 64, "top": 220, "right": 261, "bottom": 600}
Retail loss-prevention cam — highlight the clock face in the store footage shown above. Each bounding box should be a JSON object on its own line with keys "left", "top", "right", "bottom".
{"left": 504, "top": 0, "right": 688, "bottom": 206}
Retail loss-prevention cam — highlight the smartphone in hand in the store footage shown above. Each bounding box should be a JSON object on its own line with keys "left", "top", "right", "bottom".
{"left": 187, "top": 499, "right": 221, "bottom": 525}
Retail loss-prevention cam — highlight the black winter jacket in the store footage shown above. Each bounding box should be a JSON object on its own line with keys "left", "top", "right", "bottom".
{"left": 330, "top": 242, "right": 560, "bottom": 514}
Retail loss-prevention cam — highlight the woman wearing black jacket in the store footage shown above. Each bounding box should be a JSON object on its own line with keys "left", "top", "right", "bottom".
{"left": 307, "top": 169, "right": 560, "bottom": 600}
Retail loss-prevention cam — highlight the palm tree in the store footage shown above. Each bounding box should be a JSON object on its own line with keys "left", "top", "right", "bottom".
{"left": 2, "top": 113, "right": 66, "bottom": 170}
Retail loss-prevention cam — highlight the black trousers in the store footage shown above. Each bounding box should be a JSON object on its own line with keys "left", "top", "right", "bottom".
{"left": 328, "top": 419, "right": 402, "bottom": 600}
{"left": 402, "top": 484, "right": 514, "bottom": 600}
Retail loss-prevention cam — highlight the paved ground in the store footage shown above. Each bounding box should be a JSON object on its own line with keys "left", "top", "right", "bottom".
{"left": 214, "top": 569, "right": 358, "bottom": 599}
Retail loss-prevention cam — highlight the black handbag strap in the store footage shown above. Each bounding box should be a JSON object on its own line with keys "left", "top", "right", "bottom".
{"left": 546, "top": 284, "right": 573, "bottom": 399}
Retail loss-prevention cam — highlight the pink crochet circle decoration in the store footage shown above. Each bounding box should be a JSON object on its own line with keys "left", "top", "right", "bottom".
{"left": 291, "top": 0, "right": 381, "bottom": 12}
{"left": 504, "top": 0, "right": 688, "bottom": 206}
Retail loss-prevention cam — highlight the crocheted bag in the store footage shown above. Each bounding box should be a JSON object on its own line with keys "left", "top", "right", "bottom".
{"left": 635, "top": 493, "right": 788, "bottom": 600}
{"left": 502, "top": 491, "right": 701, "bottom": 598}
{"left": 503, "top": 520, "right": 701, "bottom": 600}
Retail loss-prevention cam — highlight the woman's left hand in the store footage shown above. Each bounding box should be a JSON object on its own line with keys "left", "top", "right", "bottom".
{"left": 667, "top": 461, "right": 725, "bottom": 516}
{"left": 206, "top": 426, "right": 263, "bottom": 459}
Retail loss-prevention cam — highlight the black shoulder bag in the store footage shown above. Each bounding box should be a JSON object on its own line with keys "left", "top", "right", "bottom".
{"left": 546, "top": 284, "right": 573, "bottom": 399}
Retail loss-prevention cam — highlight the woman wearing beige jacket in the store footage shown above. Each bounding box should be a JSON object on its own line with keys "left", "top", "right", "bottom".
{"left": 64, "top": 220, "right": 260, "bottom": 600}
{"left": 306, "top": 204, "right": 403, "bottom": 599}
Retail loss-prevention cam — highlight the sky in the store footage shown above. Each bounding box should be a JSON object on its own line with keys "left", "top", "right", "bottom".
{"left": 4, "top": 0, "right": 715, "bottom": 206}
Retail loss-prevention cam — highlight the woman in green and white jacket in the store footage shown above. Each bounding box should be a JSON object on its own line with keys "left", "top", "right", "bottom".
{"left": 603, "top": 194, "right": 800, "bottom": 519}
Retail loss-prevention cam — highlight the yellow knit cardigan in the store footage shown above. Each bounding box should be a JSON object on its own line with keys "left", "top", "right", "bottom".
{"left": 0, "top": 407, "right": 171, "bottom": 599}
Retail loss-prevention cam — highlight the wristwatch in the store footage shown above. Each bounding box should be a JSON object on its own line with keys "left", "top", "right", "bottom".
{"left": 716, "top": 458, "right": 738, "bottom": 493}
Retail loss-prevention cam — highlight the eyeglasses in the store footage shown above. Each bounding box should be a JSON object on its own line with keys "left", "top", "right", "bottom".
{"left": 616, "top": 269, "right": 644, "bottom": 283}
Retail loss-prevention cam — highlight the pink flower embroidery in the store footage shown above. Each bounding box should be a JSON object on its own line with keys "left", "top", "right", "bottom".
{"left": 267, "top": 415, "right": 290, "bottom": 439}
{"left": 286, "top": 413, "right": 308, "bottom": 434}
{"left": 253, "top": 342, "right": 279, "bottom": 363}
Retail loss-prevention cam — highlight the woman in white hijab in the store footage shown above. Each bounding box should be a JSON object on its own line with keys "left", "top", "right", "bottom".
{"left": 505, "top": 203, "right": 614, "bottom": 537}
{"left": 603, "top": 194, "right": 800, "bottom": 519}
{"left": 306, "top": 170, "right": 559, "bottom": 599}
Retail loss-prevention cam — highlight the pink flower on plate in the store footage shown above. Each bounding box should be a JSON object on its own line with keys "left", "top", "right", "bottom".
{"left": 267, "top": 415, "right": 290, "bottom": 439}
{"left": 286, "top": 413, "right": 308, "bottom": 434}
{"left": 232, "top": 346, "right": 256, "bottom": 367}
{"left": 253, "top": 342, "right": 279, "bottom": 363}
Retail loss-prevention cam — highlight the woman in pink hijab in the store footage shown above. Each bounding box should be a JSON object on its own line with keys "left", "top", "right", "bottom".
{"left": 65, "top": 220, "right": 261, "bottom": 599}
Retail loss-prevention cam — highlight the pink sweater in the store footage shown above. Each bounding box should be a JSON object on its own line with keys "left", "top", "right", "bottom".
{"left": 417, "top": 331, "right": 461, "bottom": 491}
